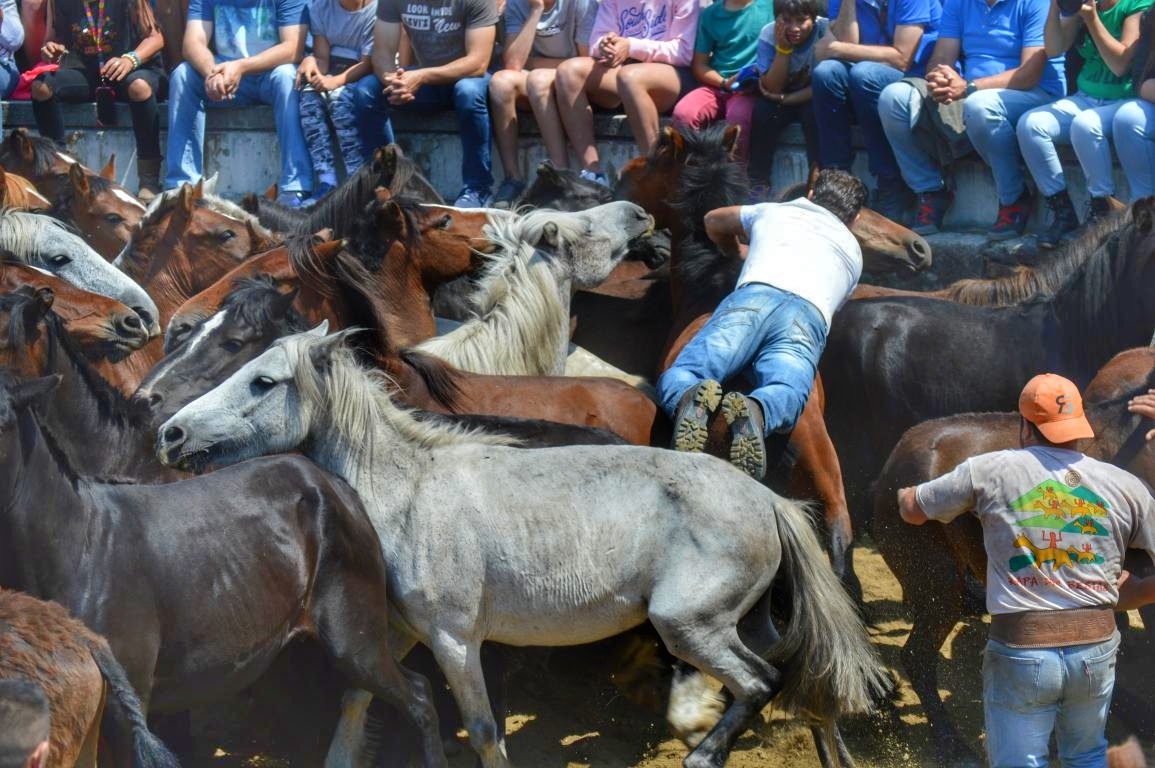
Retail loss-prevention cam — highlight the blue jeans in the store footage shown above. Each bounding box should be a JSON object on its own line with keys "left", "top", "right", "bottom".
{"left": 657, "top": 283, "right": 827, "bottom": 436}
{"left": 1113, "top": 98, "right": 1155, "bottom": 200}
{"left": 983, "top": 632, "right": 1120, "bottom": 768}
{"left": 343, "top": 72, "right": 493, "bottom": 193}
{"left": 879, "top": 80, "right": 1053, "bottom": 204}
{"left": 0, "top": 57, "right": 18, "bottom": 134}
{"left": 165, "top": 62, "right": 313, "bottom": 193}
{"left": 1017, "top": 93, "right": 1126, "bottom": 198}
{"left": 811, "top": 59, "right": 906, "bottom": 184}
{"left": 299, "top": 86, "right": 365, "bottom": 180}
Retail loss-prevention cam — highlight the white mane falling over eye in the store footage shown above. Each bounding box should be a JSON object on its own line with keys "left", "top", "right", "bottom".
{"left": 0, "top": 209, "right": 83, "bottom": 257}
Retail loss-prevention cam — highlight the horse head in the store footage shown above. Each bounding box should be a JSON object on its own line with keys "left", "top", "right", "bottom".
{"left": 521, "top": 161, "right": 613, "bottom": 212}
{"left": 58, "top": 162, "right": 146, "bottom": 261}
{"left": 528, "top": 202, "right": 654, "bottom": 290}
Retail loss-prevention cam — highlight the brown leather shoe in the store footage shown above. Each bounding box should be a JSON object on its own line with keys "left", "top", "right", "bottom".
{"left": 671, "top": 380, "right": 723, "bottom": 453}
{"left": 720, "top": 392, "right": 766, "bottom": 480}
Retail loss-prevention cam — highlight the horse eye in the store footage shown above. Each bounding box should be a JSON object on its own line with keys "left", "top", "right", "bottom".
{"left": 104, "top": 213, "right": 125, "bottom": 225}
{"left": 251, "top": 375, "right": 276, "bottom": 393}
{"left": 49, "top": 254, "right": 72, "bottom": 266}
{"left": 221, "top": 339, "right": 243, "bottom": 353}
{"left": 218, "top": 230, "right": 237, "bottom": 242}
{"left": 437, "top": 215, "right": 452, "bottom": 230}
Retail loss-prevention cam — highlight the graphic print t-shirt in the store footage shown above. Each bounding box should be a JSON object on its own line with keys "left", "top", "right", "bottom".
{"left": 379, "top": 0, "right": 499, "bottom": 67}
{"left": 189, "top": 0, "right": 308, "bottom": 61}
{"left": 916, "top": 446, "right": 1155, "bottom": 614}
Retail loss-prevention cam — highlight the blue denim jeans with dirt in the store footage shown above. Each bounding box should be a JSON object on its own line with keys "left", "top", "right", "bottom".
{"left": 657, "top": 282, "right": 827, "bottom": 436}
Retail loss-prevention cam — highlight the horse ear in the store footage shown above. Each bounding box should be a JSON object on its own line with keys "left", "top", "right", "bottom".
{"left": 1134, "top": 198, "right": 1155, "bottom": 235}
{"left": 240, "top": 193, "right": 260, "bottom": 214}
{"left": 192, "top": 178, "right": 205, "bottom": 200}
{"left": 376, "top": 144, "right": 399, "bottom": 175}
{"left": 203, "top": 173, "right": 219, "bottom": 196}
{"left": 264, "top": 182, "right": 278, "bottom": 201}
{"left": 10, "top": 128, "right": 34, "bottom": 162}
{"left": 177, "top": 183, "right": 197, "bottom": 215}
{"left": 9, "top": 374, "right": 62, "bottom": 410}
{"left": 721, "top": 125, "right": 741, "bottom": 158}
{"left": 306, "top": 320, "right": 330, "bottom": 337}
{"left": 69, "top": 163, "right": 91, "bottom": 197}
{"left": 536, "top": 160, "right": 560, "bottom": 183}
{"left": 539, "top": 221, "right": 560, "bottom": 248}
{"left": 657, "top": 126, "right": 684, "bottom": 160}
{"left": 100, "top": 153, "right": 116, "bottom": 180}
{"left": 375, "top": 199, "right": 406, "bottom": 238}
{"left": 33, "top": 286, "right": 54, "bottom": 312}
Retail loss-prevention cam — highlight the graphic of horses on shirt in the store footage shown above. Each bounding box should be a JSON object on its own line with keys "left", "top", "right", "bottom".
{"left": 1007, "top": 479, "right": 1109, "bottom": 575}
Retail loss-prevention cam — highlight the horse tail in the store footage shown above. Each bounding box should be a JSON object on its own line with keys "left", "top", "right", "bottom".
{"left": 87, "top": 641, "right": 182, "bottom": 768}
{"left": 769, "top": 497, "right": 890, "bottom": 721}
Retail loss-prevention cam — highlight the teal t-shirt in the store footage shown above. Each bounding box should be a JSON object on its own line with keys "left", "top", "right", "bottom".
{"left": 693, "top": 0, "right": 775, "bottom": 77}
{"left": 1076, "top": 0, "right": 1154, "bottom": 99}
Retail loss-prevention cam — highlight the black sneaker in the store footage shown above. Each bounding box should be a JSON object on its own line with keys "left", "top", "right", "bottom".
{"left": 720, "top": 392, "right": 767, "bottom": 481}
{"left": 1038, "top": 191, "right": 1079, "bottom": 250}
{"left": 671, "top": 380, "right": 723, "bottom": 453}
{"left": 872, "top": 178, "right": 913, "bottom": 223}
{"left": 912, "top": 189, "right": 952, "bottom": 235}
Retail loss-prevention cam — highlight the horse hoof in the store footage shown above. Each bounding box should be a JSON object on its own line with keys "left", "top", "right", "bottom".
{"left": 672, "top": 380, "right": 722, "bottom": 453}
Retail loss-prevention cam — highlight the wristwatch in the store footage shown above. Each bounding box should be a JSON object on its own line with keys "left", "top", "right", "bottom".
{"left": 965, "top": 80, "right": 978, "bottom": 97}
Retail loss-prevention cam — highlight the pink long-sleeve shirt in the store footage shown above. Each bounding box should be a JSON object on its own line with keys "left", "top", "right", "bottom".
{"left": 588, "top": 0, "right": 699, "bottom": 66}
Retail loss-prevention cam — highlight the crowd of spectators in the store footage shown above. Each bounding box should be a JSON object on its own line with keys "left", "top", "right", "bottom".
{"left": 0, "top": 0, "right": 1153, "bottom": 239}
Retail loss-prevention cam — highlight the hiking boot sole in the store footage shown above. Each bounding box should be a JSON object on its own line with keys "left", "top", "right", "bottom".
{"left": 720, "top": 392, "right": 767, "bottom": 480}
{"left": 673, "top": 380, "right": 723, "bottom": 453}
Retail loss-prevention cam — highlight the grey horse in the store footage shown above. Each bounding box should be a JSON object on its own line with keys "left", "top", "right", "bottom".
{"left": 158, "top": 326, "right": 888, "bottom": 768}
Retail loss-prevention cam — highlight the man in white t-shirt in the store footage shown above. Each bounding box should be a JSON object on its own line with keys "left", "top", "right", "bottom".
{"left": 898, "top": 373, "right": 1155, "bottom": 768}
{"left": 657, "top": 168, "right": 865, "bottom": 480}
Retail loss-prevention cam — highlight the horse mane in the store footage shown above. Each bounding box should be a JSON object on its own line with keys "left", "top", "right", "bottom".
{"left": 673, "top": 236, "right": 743, "bottom": 308}
{"left": 0, "top": 209, "right": 83, "bottom": 255}
{"left": 222, "top": 274, "right": 308, "bottom": 334}
{"left": 416, "top": 210, "right": 571, "bottom": 375}
{"left": 284, "top": 332, "right": 511, "bottom": 454}
{"left": 943, "top": 209, "right": 1132, "bottom": 306}
{"left": 343, "top": 195, "right": 424, "bottom": 273}
{"left": 0, "top": 132, "right": 66, "bottom": 178}
{"left": 665, "top": 124, "right": 750, "bottom": 223}
{"left": 138, "top": 187, "right": 274, "bottom": 240}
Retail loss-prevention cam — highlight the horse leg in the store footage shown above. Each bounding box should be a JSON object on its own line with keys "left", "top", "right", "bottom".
{"left": 76, "top": 678, "right": 107, "bottom": 768}
{"left": 429, "top": 632, "right": 511, "bottom": 768}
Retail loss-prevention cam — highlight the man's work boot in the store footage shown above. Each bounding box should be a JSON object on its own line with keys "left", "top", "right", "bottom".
{"left": 720, "top": 391, "right": 767, "bottom": 481}
{"left": 671, "top": 379, "right": 723, "bottom": 453}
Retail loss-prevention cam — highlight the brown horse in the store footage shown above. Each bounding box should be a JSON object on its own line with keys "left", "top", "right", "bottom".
{"left": 0, "top": 588, "right": 178, "bottom": 768}
{"left": 870, "top": 347, "right": 1155, "bottom": 766}
{"left": 52, "top": 163, "right": 147, "bottom": 261}
{"left": 0, "top": 267, "right": 149, "bottom": 360}
{"left": 0, "top": 165, "right": 51, "bottom": 211}
{"left": 0, "top": 128, "right": 122, "bottom": 203}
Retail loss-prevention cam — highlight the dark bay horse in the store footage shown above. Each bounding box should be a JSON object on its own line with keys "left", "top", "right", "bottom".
{"left": 870, "top": 349, "right": 1155, "bottom": 765}
{"left": 822, "top": 199, "right": 1155, "bottom": 540}
{"left": 0, "top": 587, "right": 178, "bottom": 768}
{"left": 0, "top": 370, "right": 447, "bottom": 766}
{"left": 52, "top": 163, "right": 146, "bottom": 261}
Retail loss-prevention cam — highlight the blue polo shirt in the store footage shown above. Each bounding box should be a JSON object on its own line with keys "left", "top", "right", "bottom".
{"left": 939, "top": 0, "right": 1065, "bottom": 96}
{"left": 827, "top": 0, "right": 942, "bottom": 76}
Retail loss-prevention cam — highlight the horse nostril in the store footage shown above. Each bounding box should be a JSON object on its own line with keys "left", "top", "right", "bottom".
{"left": 910, "top": 237, "right": 933, "bottom": 267}
{"left": 133, "top": 306, "right": 154, "bottom": 329}
{"left": 163, "top": 425, "right": 184, "bottom": 445}
{"left": 122, "top": 313, "right": 142, "bottom": 330}
{"left": 147, "top": 392, "right": 163, "bottom": 409}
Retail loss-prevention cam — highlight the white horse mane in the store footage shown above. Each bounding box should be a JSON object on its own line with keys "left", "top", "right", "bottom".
{"left": 284, "top": 333, "right": 514, "bottom": 453}
{"left": 416, "top": 209, "right": 577, "bottom": 375}
{"left": 0, "top": 209, "right": 82, "bottom": 255}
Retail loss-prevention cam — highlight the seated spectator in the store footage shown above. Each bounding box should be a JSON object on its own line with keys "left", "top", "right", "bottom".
{"left": 878, "top": 0, "right": 1065, "bottom": 237}
{"left": 809, "top": 0, "right": 940, "bottom": 221}
{"left": 548, "top": 0, "right": 699, "bottom": 186}
{"left": 342, "top": 0, "right": 499, "bottom": 207}
{"left": 155, "top": 0, "right": 187, "bottom": 71}
{"left": 489, "top": 0, "right": 596, "bottom": 207}
{"left": 748, "top": 0, "right": 827, "bottom": 197}
{"left": 0, "top": 678, "right": 50, "bottom": 768}
{"left": 166, "top": 0, "right": 313, "bottom": 206}
{"left": 296, "top": 0, "right": 375, "bottom": 198}
{"left": 1017, "top": 0, "right": 1150, "bottom": 248}
{"left": 32, "top": 0, "right": 164, "bottom": 199}
{"left": 1113, "top": 8, "right": 1155, "bottom": 200}
{"left": 0, "top": 0, "right": 23, "bottom": 135}
{"left": 670, "top": 0, "right": 772, "bottom": 164}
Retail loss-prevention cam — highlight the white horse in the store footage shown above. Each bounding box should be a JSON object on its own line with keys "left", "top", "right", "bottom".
{"left": 158, "top": 326, "right": 889, "bottom": 768}
{"left": 418, "top": 202, "right": 656, "bottom": 391}
{"left": 0, "top": 209, "right": 160, "bottom": 336}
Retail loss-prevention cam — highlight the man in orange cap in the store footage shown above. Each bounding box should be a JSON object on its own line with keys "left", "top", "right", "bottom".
{"left": 898, "top": 373, "right": 1155, "bottom": 768}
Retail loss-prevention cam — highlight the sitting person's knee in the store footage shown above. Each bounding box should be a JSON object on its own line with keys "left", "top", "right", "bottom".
{"left": 29, "top": 80, "right": 52, "bottom": 101}
{"left": 126, "top": 78, "right": 153, "bottom": 101}
{"left": 454, "top": 76, "right": 489, "bottom": 106}
{"left": 525, "top": 68, "right": 556, "bottom": 96}
{"left": 555, "top": 57, "right": 592, "bottom": 90}
{"left": 268, "top": 63, "right": 297, "bottom": 90}
{"left": 488, "top": 69, "right": 522, "bottom": 101}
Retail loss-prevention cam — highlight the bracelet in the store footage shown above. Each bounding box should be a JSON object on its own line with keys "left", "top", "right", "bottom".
{"left": 121, "top": 51, "right": 141, "bottom": 70}
{"left": 775, "top": 44, "right": 794, "bottom": 55}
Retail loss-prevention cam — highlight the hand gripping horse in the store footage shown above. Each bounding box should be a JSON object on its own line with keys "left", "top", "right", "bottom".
{"left": 157, "top": 325, "right": 889, "bottom": 768}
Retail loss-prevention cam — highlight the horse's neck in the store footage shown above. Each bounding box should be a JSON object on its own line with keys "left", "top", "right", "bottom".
{"left": 0, "top": 411, "right": 92, "bottom": 596}
{"left": 379, "top": 251, "right": 436, "bottom": 348}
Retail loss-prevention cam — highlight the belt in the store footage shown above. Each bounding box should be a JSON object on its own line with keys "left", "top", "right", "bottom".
{"left": 989, "top": 607, "right": 1116, "bottom": 649}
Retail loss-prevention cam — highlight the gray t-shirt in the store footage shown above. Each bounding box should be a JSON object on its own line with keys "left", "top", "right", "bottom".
{"left": 755, "top": 17, "right": 828, "bottom": 92}
{"left": 309, "top": 0, "right": 377, "bottom": 62}
{"left": 379, "top": 0, "right": 499, "bottom": 67}
{"left": 504, "top": 0, "right": 596, "bottom": 60}
{"left": 917, "top": 446, "right": 1155, "bottom": 615}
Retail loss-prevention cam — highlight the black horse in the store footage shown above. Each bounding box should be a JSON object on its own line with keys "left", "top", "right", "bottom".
{"left": 0, "top": 368, "right": 447, "bottom": 766}
{"left": 823, "top": 199, "right": 1155, "bottom": 537}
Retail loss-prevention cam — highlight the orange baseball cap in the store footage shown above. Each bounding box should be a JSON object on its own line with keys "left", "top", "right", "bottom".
{"left": 1019, "top": 373, "right": 1095, "bottom": 443}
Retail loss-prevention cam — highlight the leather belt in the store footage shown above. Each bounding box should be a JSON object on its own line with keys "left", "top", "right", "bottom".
{"left": 990, "top": 607, "right": 1116, "bottom": 648}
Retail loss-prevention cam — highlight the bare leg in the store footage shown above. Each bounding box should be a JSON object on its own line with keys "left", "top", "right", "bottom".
{"left": 617, "top": 62, "right": 683, "bottom": 156}
{"left": 555, "top": 56, "right": 622, "bottom": 172}
{"left": 526, "top": 68, "right": 569, "bottom": 169}
{"left": 489, "top": 69, "right": 529, "bottom": 181}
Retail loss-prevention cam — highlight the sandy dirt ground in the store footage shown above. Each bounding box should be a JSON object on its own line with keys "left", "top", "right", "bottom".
{"left": 196, "top": 539, "right": 1153, "bottom": 768}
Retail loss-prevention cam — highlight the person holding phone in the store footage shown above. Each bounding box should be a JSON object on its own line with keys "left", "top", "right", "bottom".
{"left": 31, "top": 0, "right": 165, "bottom": 199}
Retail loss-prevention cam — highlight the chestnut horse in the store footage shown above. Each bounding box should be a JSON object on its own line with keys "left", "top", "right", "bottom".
{"left": 0, "top": 267, "right": 149, "bottom": 360}
{"left": 52, "top": 163, "right": 147, "bottom": 261}
{"left": 0, "top": 128, "right": 122, "bottom": 203}
{"left": 0, "top": 588, "right": 178, "bottom": 768}
{"left": 0, "top": 165, "right": 51, "bottom": 210}
{"left": 871, "top": 348, "right": 1155, "bottom": 766}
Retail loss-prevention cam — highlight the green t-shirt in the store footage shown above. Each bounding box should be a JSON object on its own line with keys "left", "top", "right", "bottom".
{"left": 693, "top": 0, "right": 774, "bottom": 77}
{"left": 1076, "top": 0, "right": 1154, "bottom": 99}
